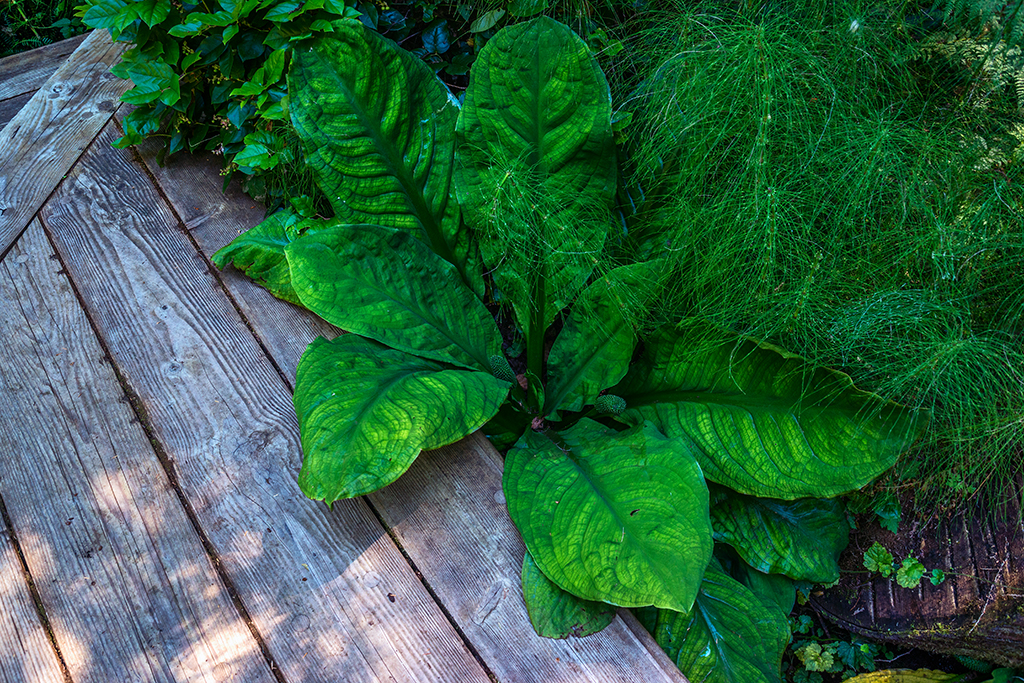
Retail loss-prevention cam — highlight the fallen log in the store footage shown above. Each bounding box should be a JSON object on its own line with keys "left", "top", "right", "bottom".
{"left": 813, "top": 491, "right": 1024, "bottom": 667}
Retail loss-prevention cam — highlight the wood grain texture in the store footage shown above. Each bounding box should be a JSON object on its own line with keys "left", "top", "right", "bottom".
{"left": 123, "top": 133, "right": 342, "bottom": 377}
{"left": 133, "top": 145, "right": 689, "bottom": 683}
{"left": 814, "top": 497, "right": 1024, "bottom": 667}
{"left": 0, "top": 221, "right": 277, "bottom": 683}
{"left": 0, "top": 34, "right": 88, "bottom": 101}
{"left": 0, "top": 30, "right": 128, "bottom": 258}
{"left": 0, "top": 512, "right": 64, "bottom": 683}
{"left": 40, "top": 122, "right": 488, "bottom": 683}
{"left": 0, "top": 92, "right": 33, "bottom": 132}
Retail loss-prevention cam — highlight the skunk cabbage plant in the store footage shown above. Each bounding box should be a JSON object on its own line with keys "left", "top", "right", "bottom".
{"left": 213, "top": 17, "right": 927, "bottom": 682}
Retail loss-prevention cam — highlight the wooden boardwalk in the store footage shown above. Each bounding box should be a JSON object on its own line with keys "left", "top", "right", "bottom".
{"left": 0, "top": 32, "right": 687, "bottom": 683}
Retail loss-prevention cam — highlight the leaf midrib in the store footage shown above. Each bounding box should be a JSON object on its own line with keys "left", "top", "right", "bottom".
{"left": 551, "top": 428, "right": 700, "bottom": 611}
{"left": 298, "top": 47, "right": 461, "bottom": 271}
{"left": 293, "top": 242, "right": 491, "bottom": 371}
{"left": 305, "top": 355, "right": 436, "bottom": 496}
{"left": 624, "top": 388, "right": 832, "bottom": 417}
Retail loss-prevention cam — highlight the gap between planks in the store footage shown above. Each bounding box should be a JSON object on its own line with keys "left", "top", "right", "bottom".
{"left": 40, "top": 120, "right": 490, "bottom": 682}
{"left": 39, "top": 209, "right": 293, "bottom": 683}
{"left": 0, "top": 219, "right": 279, "bottom": 683}
{"left": 0, "top": 34, "right": 88, "bottom": 102}
{"left": 0, "top": 92, "right": 34, "bottom": 132}
{"left": 0, "top": 30, "right": 129, "bottom": 262}
{"left": 125, "top": 120, "right": 689, "bottom": 683}
{"left": 117, "top": 125, "right": 501, "bottom": 682}
{"left": 0, "top": 495, "right": 68, "bottom": 683}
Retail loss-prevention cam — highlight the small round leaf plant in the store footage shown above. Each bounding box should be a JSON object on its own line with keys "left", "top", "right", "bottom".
{"left": 213, "top": 17, "right": 928, "bottom": 682}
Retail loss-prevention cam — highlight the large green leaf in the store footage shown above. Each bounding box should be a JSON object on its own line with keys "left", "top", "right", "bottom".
{"left": 481, "top": 403, "right": 530, "bottom": 452}
{"left": 211, "top": 210, "right": 340, "bottom": 306}
{"left": 454, "top": 17, "right": 617, "bottom": 333}
{"left": 503, "top": 419, "right": 712, "bottom": 612}
{"left": 521, "top": 550, "right": 616, "bottom": 639}
{"left": 732, "top": 561, "right": 796, "bottom": 619}
{"left": 716, "top": 545, "right": 797, "bottom": 618}
{"left": 636, "top": 562, "right": 790, "bottom": 683}
{"left": 82, "top": 0, "right": 131, "bottom": 29}
{"left": 135, "top": 0, "right": 171, "bottom": 26}
{"left": 287, "top": 23, "right": 479, "bottom": 293}
{"left": 285, "top": 223, "right": 503, "bottom": 372}
{"left": 615, "top": 325, "right": 928, "bottom": 499}
{"left": 295, "top": 335, "right": 509, "bottom": 502}
{"left": 710, "top": 485, "right": 849, "bottom": 583}
{"left": 545, "top": 262, "right": 662, "bottom": 416}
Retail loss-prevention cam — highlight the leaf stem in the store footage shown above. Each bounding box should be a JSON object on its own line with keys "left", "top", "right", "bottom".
{"left": 526, "top": 259, "right": 546, "bottom": 413}
{"left": 14, "top": 1, "right": 42, "bottom": 42}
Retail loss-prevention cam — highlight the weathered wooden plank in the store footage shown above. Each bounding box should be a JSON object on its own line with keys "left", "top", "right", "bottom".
{"left": 0, "top": 92, "right": 32, "bottom": 132}
{"left": 133, "top": 140, "right": 689, "bottom": 683}
{"left": 40, "top": 122, "right": 489, "bottom": 683}
{"left": 0, "top": 510, "right": 64, "bottom": 683}
{"left": 0, "top": 220, "right": 278, "bottom": 683}
{"left": 164, "top": 165, "right": 339, "bottom": 371}
{"left": 124, "top": 135, "right": 341, "bottom": 376}
{"left": 0, "top": 30, "right": 128, "bottom": 258}
{"left": 0, "top": 34, "right": 88, "bottom": 102}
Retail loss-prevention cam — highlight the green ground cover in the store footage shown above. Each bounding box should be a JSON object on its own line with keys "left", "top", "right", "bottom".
{"left": 70, "top": 0, "right": 1024, "bottom": 680}
{"left": 74, "top": 0, "right": 1023, "bottom": 515}
{"left": 1, "top": 0, "right": 87, "bottom": 56}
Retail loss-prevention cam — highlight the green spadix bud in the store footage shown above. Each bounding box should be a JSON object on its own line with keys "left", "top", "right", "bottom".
{"left": 490, "top": 355, "right": 516, "bottom": 383}
{"left": 594, "top": 394, "right": 626, "bottom": 415}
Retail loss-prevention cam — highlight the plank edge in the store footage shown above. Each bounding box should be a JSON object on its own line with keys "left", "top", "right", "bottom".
{"left": 0, "top": 490, "right": 69, "bottom": 683}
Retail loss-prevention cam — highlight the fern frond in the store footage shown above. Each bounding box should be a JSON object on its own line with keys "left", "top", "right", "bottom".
{"left": 934, "top": 0, "right": 1024, "bottom": 48}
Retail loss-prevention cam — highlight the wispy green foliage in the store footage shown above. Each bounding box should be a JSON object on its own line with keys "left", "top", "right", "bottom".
{"left": 618, "top": 0, "right": 1024, "bottom": 510}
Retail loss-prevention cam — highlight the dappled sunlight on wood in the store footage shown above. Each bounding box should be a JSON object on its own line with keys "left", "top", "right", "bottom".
{"left": 0, "top": 521, "right": 65, "bottom": 683}
{"left": 0, "top": 221, "right": 276, "bottom": 681}
{"left": 1, "top": 31, "right": 695, "bottom": 683}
